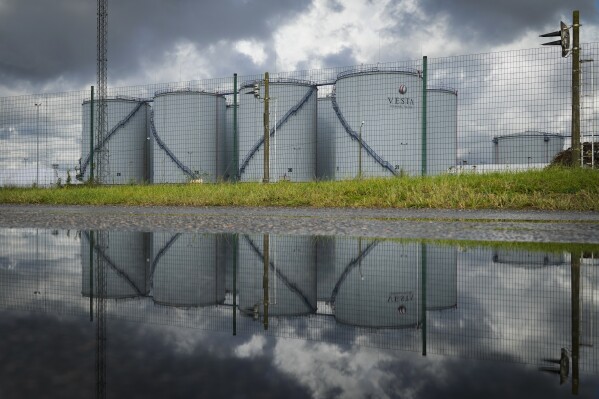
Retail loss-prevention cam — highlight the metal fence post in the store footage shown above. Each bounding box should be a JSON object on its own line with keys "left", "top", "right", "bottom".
{"left": 263, "top": 72, "right": 270, "bottom": 183}
{"left": 90, "top": 86, "right": 95, "bottom": 183}
{"left": 233, "top": 73, "right": 238, "bottom": 181}
{"left": 421, "top": 242, "right": 427, "bottom": 356}
{"left": 422, "top": 56, "right": 428, "bottom": 176}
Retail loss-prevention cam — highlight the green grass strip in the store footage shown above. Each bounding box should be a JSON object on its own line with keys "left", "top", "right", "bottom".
{"left": 1, "top": 167, "right": 598, "bottom": 210}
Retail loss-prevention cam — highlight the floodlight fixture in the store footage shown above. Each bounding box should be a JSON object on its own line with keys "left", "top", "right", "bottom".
{"left": 540, "top": 21, "right": 570, "bottom": 57}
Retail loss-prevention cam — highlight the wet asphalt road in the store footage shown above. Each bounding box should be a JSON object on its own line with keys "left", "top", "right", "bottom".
{"left": 1, "top": 204, "right": 598, "bottom": 243}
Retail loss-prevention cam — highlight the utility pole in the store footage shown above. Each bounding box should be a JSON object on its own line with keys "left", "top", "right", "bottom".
{"left": 263, "top": 234, "right": 269, "bottom": 330}
{"left": 571, "top": 249, "right": 581, "bottom": 395}
{"left": 540, "top": 10, "right": 580, "bottom": 167}
{"left": 572, "top": 10, "right": 581, "bottom": 167}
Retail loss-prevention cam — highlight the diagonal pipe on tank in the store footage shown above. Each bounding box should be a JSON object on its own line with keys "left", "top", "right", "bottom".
{"left": 80, "top": 102, "right": 147, "bottom": 177}
{"left": 330, "top": 94, "right": 397, "bottom": 176}
{"left": 243, "top": 235, "right": 317, "bottom": 313}
{"left": 149, "top": 110, "right": 196, "bottom": 179}
{"left": 149, "top": 233, "right": 182, "bottom": 288}
{"left": 238, "top": 87, "right": 316, "bottom": 176}
{"left": 328, "top": 240, "right": 380, "bottom": 309}
{"left": 82, "top": 231, "right": 145, "bottom": 297}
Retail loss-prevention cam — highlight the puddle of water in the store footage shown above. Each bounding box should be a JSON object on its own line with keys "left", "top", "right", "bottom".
{"left": 1, "top": 228, "right": 598, "bottom": 398}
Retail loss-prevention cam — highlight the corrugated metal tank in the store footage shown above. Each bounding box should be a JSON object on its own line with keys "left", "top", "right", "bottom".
{"left": 317, "top": 237, "right": 378, "bottom": 303}
{"left": 81, "top": 98, "right": 151, "bottom": 184}
{"left": 81, "top": 231, "right": 151, "bottom": 298}
{"left": 151, "top": 232, "right": 224, "bottom": 307}
{"left": 316, "top": 96, "right": 339, "bottom": 180}
{"left": 151, "top": 90, "right": 226, "bottom": 183}
{"left": 238, "top": 234, "right": 317, "bottom": 316}
{"left": 333, "top": 240, "right": 422, "bottom": 328}
{"left": 492, "top": 249, "right": 565, "bottom": 267}
{"left": 333, "top": 68, "right": 423, "bottom": 178}
{"left": 238, "top": 79, "right": 317, "bottom": 182}
{"left": 425, "top": 243, "right": 457, "bottom": 310}
{"left": 316, "top": 235, "right": 337, "bottom": 301}
{"left": 426, "top": 87, "right": 458, "bottom": 175}
{"left": 223, "top": 104, "right": 238, "bottom": 180}
{"left": 492, "top": 131, "right": 565, "bottom": 164}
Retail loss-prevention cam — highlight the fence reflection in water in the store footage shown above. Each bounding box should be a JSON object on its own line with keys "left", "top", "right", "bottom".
{"left": 0, "top": 228, "right": 597, "bottom": 376}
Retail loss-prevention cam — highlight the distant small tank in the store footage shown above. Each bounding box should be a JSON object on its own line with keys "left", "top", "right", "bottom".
{"left": 493, "top": 131, "right": 564, "bottom": 165}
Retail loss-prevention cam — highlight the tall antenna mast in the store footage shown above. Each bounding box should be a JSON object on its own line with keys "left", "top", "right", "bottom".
{"left": 96, "top": 0, "right": 108, "bottom": 182}
{"left": 95, "top": 2, "right": 108, "bottom": 399}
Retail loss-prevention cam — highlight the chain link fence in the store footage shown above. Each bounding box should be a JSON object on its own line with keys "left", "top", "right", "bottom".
{"left": 0, "top": 44, "right": 597, "bottom": 187}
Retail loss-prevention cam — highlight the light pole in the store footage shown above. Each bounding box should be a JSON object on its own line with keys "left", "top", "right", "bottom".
{"left": 35, "top": 102, "right": 42, "bottom": 185}
{"left": 52, "top": 164, "right": 59, "bottom": 185}
{"left": 358, "top": 121, "right": 364, "bottom": 178}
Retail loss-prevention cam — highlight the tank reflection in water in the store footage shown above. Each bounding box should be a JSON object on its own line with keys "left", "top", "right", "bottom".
{"left": 81, "top": 231, "right": 151, "bottom": 299}
{"left": 328, "top": 238, "right": 422, "bottom": 328}
{"left": 151, "top": 232, "right": 225, "bottom": 307}
{"left": 238, "top": 234, "right": 317, "bottom": 317}
{"left": 1, "top": 228, "right": 597, "bottom": 397}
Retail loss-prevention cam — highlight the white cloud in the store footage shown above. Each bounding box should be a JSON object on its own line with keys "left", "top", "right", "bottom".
{"left": 271, "top": 0, "right": 488, "bottom": 71}
{"left": 234, "top": 39, "right": 268, "bottom": 66}
{"left": 128, "top": 40, "right": 215, "bottom": 86}
{"left": 273, "top": 339, "right": 397, "bottom": 399}
{"left": 235, "top": 334, "right": 267, "bottom": 358}
{"left": 273, "top": 0, "right": 386, "bottom": 70}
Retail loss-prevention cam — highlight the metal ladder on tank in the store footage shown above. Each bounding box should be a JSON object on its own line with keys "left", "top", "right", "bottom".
{"left": 330, "top": 94, "right": 397, "bottom": 176}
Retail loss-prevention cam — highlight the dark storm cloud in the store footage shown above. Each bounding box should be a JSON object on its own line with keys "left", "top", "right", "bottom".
{"left": 0, "top": 0, "right": 311, "bottom": 92}
{"left": 3, "top": 310, "right": 597, "bottom": 399}
{"left": 416, "top": 0, "right": 599, "bottom": 46}
{"left": 381, "top": 356, "right": 591, "bottom": 399}
{"left": 320, "top": 47, "right": 356, "bottom": 69}
{"left": 0, "top": 313, "right": 313, "bottom": 399}
{"left": 325, "top": 0, "right": 344, "bottom": 13}
{"left": 0, "top": 1, "right": 95, "bottom": 89}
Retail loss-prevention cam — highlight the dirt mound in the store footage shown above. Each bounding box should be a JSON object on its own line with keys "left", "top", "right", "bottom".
{"left": 551, "top": 142, "right": 599, "bottom": 168}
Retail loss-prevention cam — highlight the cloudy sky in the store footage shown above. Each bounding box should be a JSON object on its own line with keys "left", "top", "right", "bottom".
{"left": 1, "top": 0, "right": 599, "bottom": 97}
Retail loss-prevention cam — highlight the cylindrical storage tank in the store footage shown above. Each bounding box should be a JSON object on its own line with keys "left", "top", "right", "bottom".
{"left": 581, "top": 252, "right": 599, "bottom": 266}
{"left": 223, "top": 104, "right": 238, "bottom": 180}
{"left": 151, "top": 232, "right": 224, "bottom": 307}
{"left": 316, "top": 95, "right": 345, "bottom": 180}
{"left": 492, "top": 249, "right": 565, "bottom": 267}
{"left": 81, "top": 231, "right": 151, "bottom": 298}
{"left": 425, "top": 243, "right": 457, "bottom": 310}
{"left": 81, "top": 98, "right": 151, "bottom": 184}
{"left": 317, "top": 237, "right": 378, "bottom": 302}
{"left": 426, "top": 87, "right": 457, "bottom": 175}
{"left": 316, "top": 235, "right": 337, "bottom": 301}
{"left": 151, "top": 91, "right": 226, "bottom": 183}
{"left": 238, "top": 79, "right": 317, "bottom": 182}
{"left": 492, "top": 131, "right": 565, "bottom": 165}
{"left": 238, "top": 234, "right": 317, "bottom": 316}
{"left": 333, "top": 68, "right": 423, "bottom": 179}
{"left": 333, "top": 240, "right": 422, "bottom": 328}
